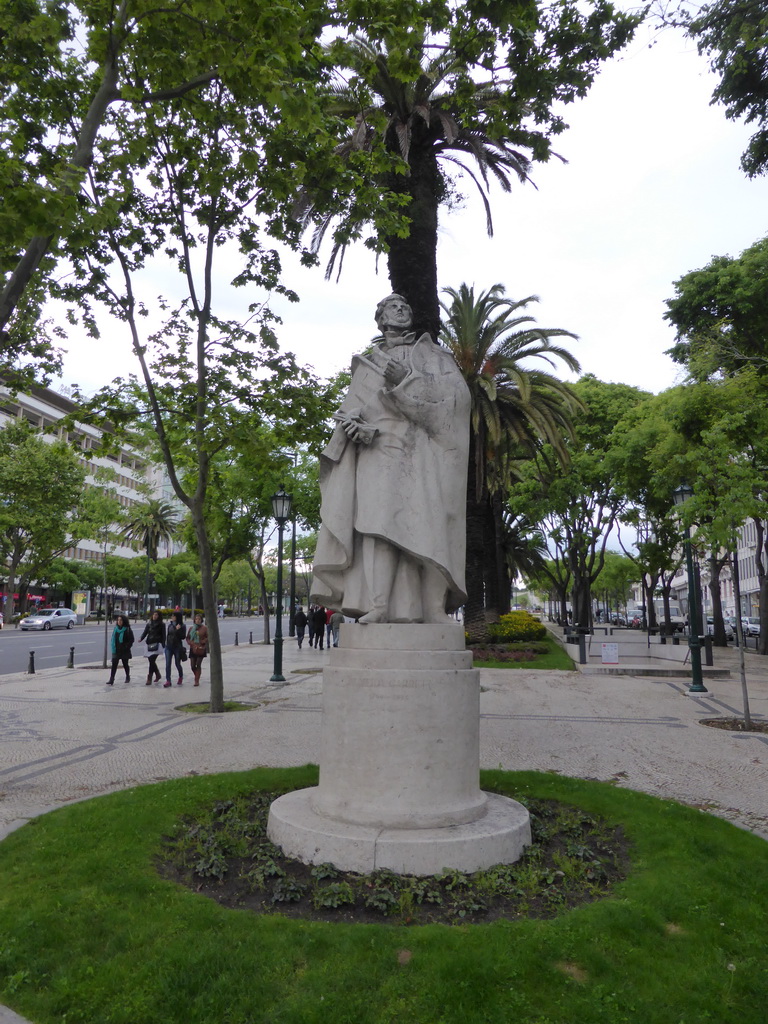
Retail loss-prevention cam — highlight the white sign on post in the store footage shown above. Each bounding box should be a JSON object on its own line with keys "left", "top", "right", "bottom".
{"left": 601, "top": 643, "right": 619, "bottom": 665}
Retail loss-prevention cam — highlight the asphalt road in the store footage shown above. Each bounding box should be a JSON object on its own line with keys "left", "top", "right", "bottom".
{"left": 0, "top": 615, "right": 288, "bottom": 675}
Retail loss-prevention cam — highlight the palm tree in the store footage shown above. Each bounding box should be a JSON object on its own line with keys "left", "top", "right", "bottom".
{"left": 295, "top": 34, "right": 538, "bottom": 339}
{"left": 439, "top": 283, "right": 581, "bottom": 637}
{"left": 124, "top": 499, "right": 181, "bottom": 613}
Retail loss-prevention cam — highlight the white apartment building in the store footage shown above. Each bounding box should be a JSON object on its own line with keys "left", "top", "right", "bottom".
{"left": 668, "top": 522, "right": 760, "bottom": 620}
{"left": 0, "top": 381, "right": 158, "bottom": 564}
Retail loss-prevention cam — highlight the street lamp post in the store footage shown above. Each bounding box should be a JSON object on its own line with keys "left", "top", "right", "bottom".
{"left": 673, "top": 484, "right": 707, "bottom": 694}
{"left": 288, "top": 516, "right": 297, "bottom": 637}
{"left": 270, "top": 485, "right": 293, "bottom": 683}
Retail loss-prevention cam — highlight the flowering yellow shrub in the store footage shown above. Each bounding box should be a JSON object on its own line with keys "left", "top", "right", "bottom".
{"left": 486, "top": 611, "right": 547, "bottom": 643}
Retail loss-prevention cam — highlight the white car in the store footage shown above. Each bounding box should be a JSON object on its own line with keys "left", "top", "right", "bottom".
{"left": 706, "top": 616, "right": 734, "bottom": 640}
{"left": 742, "top": 616, "right": 761, "bottom": 637}
{"left": 20, "top": 608, "right": 77, "bottom": 631}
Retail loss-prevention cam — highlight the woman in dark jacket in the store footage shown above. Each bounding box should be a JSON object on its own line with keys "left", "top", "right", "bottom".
{"left": 107, "top": 614, "right": 135, "bottom": 685}
{"left": 139, "top": 609, "right": 166, "bottom": 685}
{"left": 164, "top": 611, "right": 187, "bottom": 687}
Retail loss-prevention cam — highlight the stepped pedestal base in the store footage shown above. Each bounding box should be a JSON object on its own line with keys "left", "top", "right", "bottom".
{"left": 267, "top": 623, "right": 531, "bottom": 876}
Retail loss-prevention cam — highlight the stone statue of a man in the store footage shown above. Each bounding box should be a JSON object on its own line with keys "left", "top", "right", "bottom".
{"left": 310, "top": 294, "right": 470, "bottom": 624}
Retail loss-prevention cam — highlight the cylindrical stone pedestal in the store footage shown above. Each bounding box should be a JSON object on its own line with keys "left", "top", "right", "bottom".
{"left": 312, "top": 623, "right": 486, "bottom": 828}
{"left": 267, "top": 622, "right": 531, "bottom": 875}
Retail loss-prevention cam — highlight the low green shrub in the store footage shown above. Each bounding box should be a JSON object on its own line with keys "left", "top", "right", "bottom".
{"left": 486, "top": 611, "right": 547, "bottom": 643}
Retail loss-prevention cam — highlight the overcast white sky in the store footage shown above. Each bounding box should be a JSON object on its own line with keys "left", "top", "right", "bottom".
{"left": 54, "top": 20, "right": 768, "bottom": 399}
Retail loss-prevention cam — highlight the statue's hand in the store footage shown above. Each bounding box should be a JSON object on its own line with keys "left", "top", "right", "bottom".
{"left": 383, "top": 359, "right": 408, "bottom": 387}
{"left": 341, "top": 414, "right": 377, "bottom": 446}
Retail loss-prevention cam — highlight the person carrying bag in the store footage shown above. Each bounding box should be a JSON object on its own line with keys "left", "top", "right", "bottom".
{"left": 139, "top": 609, "right": 166, "bottom": 685}
{"left": 187, "top": 613, "right": 209, "bottom": 687}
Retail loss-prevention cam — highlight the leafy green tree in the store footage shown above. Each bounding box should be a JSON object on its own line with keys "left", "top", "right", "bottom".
{"left": 38, "top": 557, "right": 103, "bottom": 595}
{"left": 511, "top": 375, "right": 649, "bottom": 629}
{"left": 123, "top": 498, "right": 181, "bottom": 615}
{"left": 439, "top": 282, "right": 580, "bottom": 636}
{"left": 296, "top": 3, "right": 640, "bottom": 336}
{"left": 55, "top": 59, "right": 341, "bottom": 710}
{"left": 294, "top": 532, "right": 318, "bottom": 608}
{"left": 0, "top": 419, "right": 85, "bottom": 617}
{"left": 524, "top": 556, "right": 572, "bottom": 624}
{"left": 593, "top": 551, "right": 640, "bottom": 621}
{"left": 665, "top": 235, "right": 768, "bottom": 380}
{"left": 71, "top": 483, "right": 128, "bottom": 663}
{"left": 0, "top": 0, "right": 340, "bottom": 341}
{"left": 681, "top": 0, "right": 768, "bottom": 177}
{"left": 150, "top": 552, "right": 200, "bottom": 609}
{"left": 609, "top": 379, "right": 768, "bottom": 644}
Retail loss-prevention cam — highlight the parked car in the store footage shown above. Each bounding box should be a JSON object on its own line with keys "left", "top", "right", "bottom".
{"left": 742, "top": 616, "right": 761, "bottom": 637}
{"left": 19, "top": 608, "right": 77, "bottom": 630}
{"left": 706, "top": 616, "right": 734, "bottom": 640}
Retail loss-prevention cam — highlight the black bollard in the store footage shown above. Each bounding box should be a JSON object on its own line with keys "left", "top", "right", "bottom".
{"left": 234, "top": 631, "right": 239, "bottom": 646}
{"left": 27, "top": 651, "right": 35, "bottom": 674}
{"left": 67, "top": 646, "right": 75, "bottom": 669}
{"left": 249, "top": 631, "right": 253, "bottom": 645}
{"left": 577, "top": 633, "right": 587, "bottom": 665}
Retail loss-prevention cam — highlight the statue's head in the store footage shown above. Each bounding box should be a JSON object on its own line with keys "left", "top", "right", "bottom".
{"left": 375, "top": 294, "right": 412, "bottom": 332}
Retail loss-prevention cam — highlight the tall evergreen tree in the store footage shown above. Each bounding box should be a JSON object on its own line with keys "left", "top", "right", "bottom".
{"left": 439, "top": 283, "right": 580, "bottom": 636}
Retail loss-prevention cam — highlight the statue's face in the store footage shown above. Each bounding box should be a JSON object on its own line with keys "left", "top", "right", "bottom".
{"left": 378, "top": 297, "right": 412, "bottom": 330}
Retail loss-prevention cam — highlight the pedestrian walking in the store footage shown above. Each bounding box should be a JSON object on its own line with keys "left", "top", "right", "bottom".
{"left": 164, "top": 611, "right": 187, "bottom": 687}
{"left": 307, "top": 604, "right": 316, "bottom": 647}
{"left": 294, "top": 606, "right": 308, "bottom": 649}
{"left": 330, "top": 609, "right": 344, "bottom": 647}
{"left": 107, "top": 614, "right": 134, "bottom": 685}
{"left": 139, "top": 609, "right": 166, "bottom": 685}
{"left": 186, "top": 613, "right": 209, "bottom": 687}
{"left": 325, "top": 606, "right": 334, "bottom": 648}
{"left": 312, "top": 605, "right": 326, "bottom": 649}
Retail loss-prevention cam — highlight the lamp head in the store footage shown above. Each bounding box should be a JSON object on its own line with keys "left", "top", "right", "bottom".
{"left": 271, "top": 485, "right": 293, "bottom": 524}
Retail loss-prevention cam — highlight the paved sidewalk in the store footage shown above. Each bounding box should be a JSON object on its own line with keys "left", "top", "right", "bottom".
{"left": 1, "top": 636, "right": 767, "bottom": 1022}
{"left": 2, "top": 637, "right": 767, "bottom": 840}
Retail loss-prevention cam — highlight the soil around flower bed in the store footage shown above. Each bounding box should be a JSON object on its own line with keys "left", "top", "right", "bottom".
{"left": 157, "top": 790, "right": 632, "bottom": 926}
{"left": 470, "top": 645, "right": 538, "bottom": 663}
{"left": 701, "top": 717, "right": 768, "bottom": 734}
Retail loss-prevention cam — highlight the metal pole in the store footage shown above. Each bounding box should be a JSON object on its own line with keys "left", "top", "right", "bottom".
{"left": 270, "top": 519, "right": 286, "bottom": 682}
{"left": 288, "top": 516, "right": 297, "bottom": 637}
{"left": 684, "top": 525, "right": 706, "bottom": 693}
{"left": 234, "top": 631, "right": 239, "bottom": 647}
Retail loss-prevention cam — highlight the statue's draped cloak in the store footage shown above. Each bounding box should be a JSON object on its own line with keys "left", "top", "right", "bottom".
{"left": 311, "top": 333, "right": 470, "bottom": 619}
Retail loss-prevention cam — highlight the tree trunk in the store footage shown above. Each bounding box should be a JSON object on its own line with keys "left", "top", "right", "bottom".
{"left": 571, "top": 574, "right": 591, "bottom": 630}
{"left": 464, "top": 448, "right": 486, "bottom": 640}
{"left": 385, "top": 141, "right": 441, "bottom": 340}
{"left": 644, "top": 578, "right": 658, "bottom": 630}
{"left": 260, "top": 575, "right": 271, "bottom": 644}
{"left": 190, "top": 501, "right": 224, "bottom": 712}
{"left": 492, "top": 492, "right": 510, "bottom": 616}
{"left": 482, "top": 496, "right": 499, "bottom": 621}
{"left": 708, "top": 553, "right": 727, "bottom": 646}
{"left": 756, "top": 519, "right": 768, "bottom": 656}
{"left": 558, "top": 587, "right": 569, "bottom": 626}
{"left": 0, "top": 30, "right": 124, "bottom": 333}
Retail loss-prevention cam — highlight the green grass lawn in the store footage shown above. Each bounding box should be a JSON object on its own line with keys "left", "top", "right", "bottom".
{"left": 1, "top": 767, "right": 767, "bottom": 1024}
{"left": 473, "top": 636, "right": 576, "bottom": 670}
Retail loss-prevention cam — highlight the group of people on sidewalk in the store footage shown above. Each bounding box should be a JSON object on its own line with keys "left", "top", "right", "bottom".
{"left": 292, "top": 605, "right": 344, "bottom": 650}
{"left": 106, "top": 610, "right": 209, "bottom": 688}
